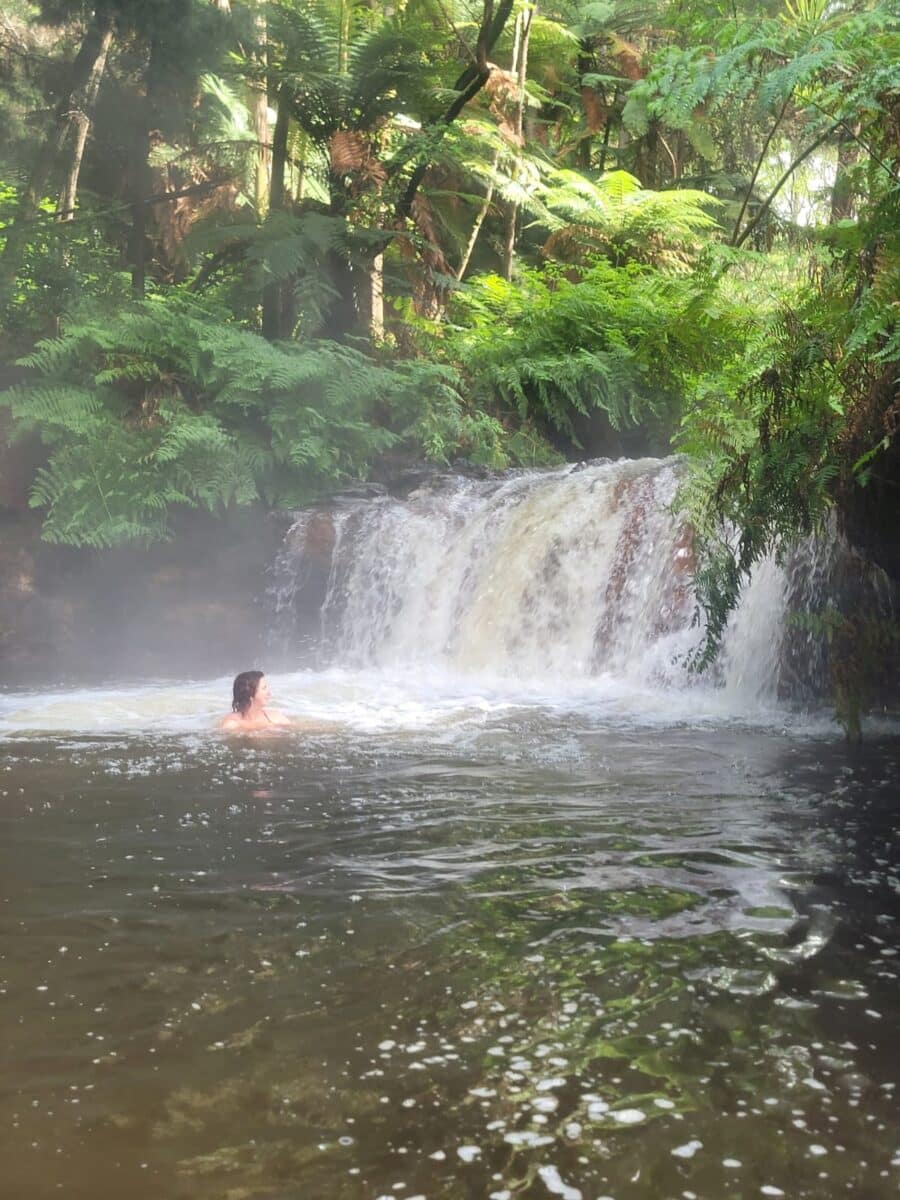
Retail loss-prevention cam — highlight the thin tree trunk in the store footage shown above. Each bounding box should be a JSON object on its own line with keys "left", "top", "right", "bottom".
{"left": 576, "top": 45, "right": 593, "bottom": 169}
{"left": 57, "top": 24, "right": 114, "bottom": 222}
{"left": 252, "top": 2, "right": 269, "bottom": 214}
{"left": 269, "top": 89, "right": 289, "bottom": 212}
{"left": 456, "top": 160, "right": 497, "bottom": 280}
{"left": 502, "top": 3, "right": 534, "bottom": 281}
{"left": 393, "top": 0, "right": 515, "bottom": 226}
{"left": 597, "top": 100, "right": 614, "bottom": 174}
{"left": 338, "top": 0, "right": 351, "bottom": 74}
{"left": 0, "top": 10, "right": 114, "bottom": 296}
{"left": 830, "top": 121, "right": 860, "bottom": 222}
{"left": 735, "top": 121, "right": 841, "bottom": 249}
{"left": 130, "top": 193, "right": 147, "bottom": 297}
{"left": 368, "top": 251, "right": 384, "bottom": 339}
{"left": 131, "top": 33, "right": 167, "bottom": 298}
{"left": 731, "top": 94, "right": 792, "bottom": 246}
{"left": 262, "top": 88, "right": 291, "bottom": 340}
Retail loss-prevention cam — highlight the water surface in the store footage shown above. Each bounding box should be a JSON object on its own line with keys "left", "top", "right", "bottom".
{"left": 2, "top": 679, "right": 898, "bottom": 1199}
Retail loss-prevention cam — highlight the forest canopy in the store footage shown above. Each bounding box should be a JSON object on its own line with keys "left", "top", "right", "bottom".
{"left": 0, "top": 0, "right": 898, "bottom": 705}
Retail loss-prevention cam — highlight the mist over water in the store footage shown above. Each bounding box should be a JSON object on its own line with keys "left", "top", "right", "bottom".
{"left": 2, "top": 458, "right": 899, "bottom": 1200}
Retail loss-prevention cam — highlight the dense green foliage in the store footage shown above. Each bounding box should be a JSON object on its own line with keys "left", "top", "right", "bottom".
{"left": 0, "top": 0, "right": 898, "bottom": 698}
{"left": 438, "top": 258, "right": 733, "bottom": 447}
{"left": 3, "top": 294, "right": 515, "bottom": 545}
{"left": 678, "top": 189, "right": 899, "bottom": 669}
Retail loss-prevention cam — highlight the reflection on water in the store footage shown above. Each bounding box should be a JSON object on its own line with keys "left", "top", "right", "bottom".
{"left": 1, "top": 705, "right": 899, "bottom": 1200}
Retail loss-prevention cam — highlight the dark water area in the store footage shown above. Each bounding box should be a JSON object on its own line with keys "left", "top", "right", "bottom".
{"left": 2, "top": 718, "right": 899, "bottom": 1200}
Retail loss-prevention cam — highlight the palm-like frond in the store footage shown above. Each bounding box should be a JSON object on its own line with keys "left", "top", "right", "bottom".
{"left": 535, "top": 169, "right": 722, "bottom": 267}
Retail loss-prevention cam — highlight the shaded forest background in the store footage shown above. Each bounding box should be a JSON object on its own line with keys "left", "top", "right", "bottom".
{"left": 0, "top": 0, "right": 897, "bottom": 716}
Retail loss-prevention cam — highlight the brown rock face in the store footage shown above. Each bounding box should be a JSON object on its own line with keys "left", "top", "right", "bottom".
{"left": 301, "top": 511, "right": 337, "bottom": 567}
{"left": 592, "top": 474, "right": 653, "bottom": 666}
{"left": 654, "top": 522, "right": 696, "bottom": 641}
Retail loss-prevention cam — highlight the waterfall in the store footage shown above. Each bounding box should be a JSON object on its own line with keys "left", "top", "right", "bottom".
{"left": 270, "top": 457, "right": 886, "bottom": 705}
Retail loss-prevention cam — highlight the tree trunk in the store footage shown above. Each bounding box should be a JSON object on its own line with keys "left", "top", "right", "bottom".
{"left": 457, "top": 163, "right": 497, "bottom": 280}
{"left": 502, "top": 4, "right": 534, "bottom": 281}
{"left": 262, "top": 88, "right": 291, "bottom": 340}
{"left": 129, "top": 192, "right": 147, "bottom": 297}
{"left": 338, "top": 0, "right": 351, "bottom": 75}
{"left": 251, "top": 2, "right": 269, "bottom": 215}
{"left": 731, "top": 94, "right": 792, "bottom": 246}
{"left": 393, "top": 0, "right": 515, "bottom": 226}
{"left": 830, "top": 122, "right": 861, "bottom": 222}
{"left": 130, "top": 32, "right": 169, "bottom": 298}
{"left": 735, "top": 121, "right": 841, "bottom": 249}
{"left": 57, "top": 24, "right": 114, "bottom": 222}
{"left": 0, "top": 9, "right": 115, "bottom": 298}
{"left": 269, "top": 89, "right": 289, "bottom": 213}
{"left": 576, "top": 45, "right": 595, "bottom": 170}
{"left": 597, "top": 105, "right": 614, "bottom": 173}
{"left": 366, "top": 252, "right": 384, "bottom": 340}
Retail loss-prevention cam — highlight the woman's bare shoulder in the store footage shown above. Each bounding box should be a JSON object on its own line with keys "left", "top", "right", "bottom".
{"left": 265, "top": 708, "right": 293, "bottom": 727}
{"left": 219, "top": 713, "right": 244, "bottom": 731}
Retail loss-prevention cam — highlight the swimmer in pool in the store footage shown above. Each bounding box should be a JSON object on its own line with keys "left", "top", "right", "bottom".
{"left": 219, "top": 670, "right": 292, "bottom": 732}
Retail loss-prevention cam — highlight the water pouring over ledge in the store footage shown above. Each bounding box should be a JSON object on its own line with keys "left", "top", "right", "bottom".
{"left": 271, "top": 456, "right": 842, "bottom": 710}
{"left": 1, "top": 455, "right": 889, "bottom": 737}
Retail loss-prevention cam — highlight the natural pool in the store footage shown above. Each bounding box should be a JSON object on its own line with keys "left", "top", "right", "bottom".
{"left": 1, "top": 673, "right": 899, "bottom": 1200}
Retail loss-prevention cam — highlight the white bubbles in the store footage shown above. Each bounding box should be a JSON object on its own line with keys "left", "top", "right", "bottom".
{"left": 504, "top": 1131, "right": 553, "bottom": 1148}
{"left": 537, "top": 1164, "right": 582, "bottom": 1200}
{"left": 671, "top": 1140, "right": 703, "bottom": 1159}
{"left": 610, "top": 1108, "right": 646, "bottom": 1125}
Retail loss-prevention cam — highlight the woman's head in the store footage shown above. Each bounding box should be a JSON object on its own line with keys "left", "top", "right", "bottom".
{"left": 232, "top": 670, "right": 265, "bottom": 715}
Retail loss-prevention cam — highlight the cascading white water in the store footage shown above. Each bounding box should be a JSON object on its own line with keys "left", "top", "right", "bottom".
{"left": 2, "top": 456, "right": 892, "bottom": 737}
{"left": 275, "top": 457, "right": 801, "bottom": 703}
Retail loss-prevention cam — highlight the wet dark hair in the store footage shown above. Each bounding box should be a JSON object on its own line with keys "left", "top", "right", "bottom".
{"left": 232, "top": 670, "right": 264, "bottom": 716}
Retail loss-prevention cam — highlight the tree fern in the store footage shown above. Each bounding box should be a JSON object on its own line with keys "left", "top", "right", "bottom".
{"left": 442, "top": 258, "right": 733, "bottom": 444}
{"left": 0, "top": 292, "right": 534, "bottom": 546}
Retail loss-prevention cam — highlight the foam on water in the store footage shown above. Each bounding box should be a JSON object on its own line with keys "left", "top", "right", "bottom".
{"left": 0, "top": 663, "right": 843, "bottom": 739}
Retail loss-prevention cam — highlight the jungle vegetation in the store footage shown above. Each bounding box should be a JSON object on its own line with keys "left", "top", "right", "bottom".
{"left": 0, "top": 0, "right": 897, "bottom": 692}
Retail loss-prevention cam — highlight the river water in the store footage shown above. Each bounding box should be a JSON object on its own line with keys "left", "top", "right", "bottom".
{"left": 1, "top": 671, "right": 899, "bottom": 1200}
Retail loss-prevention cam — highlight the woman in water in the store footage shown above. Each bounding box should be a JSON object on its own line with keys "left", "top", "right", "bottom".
{"left": 220, "top": 670, "right": 292, "bottom": 732}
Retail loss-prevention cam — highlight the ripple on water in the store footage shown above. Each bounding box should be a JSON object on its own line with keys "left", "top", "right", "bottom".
{"left": 1, "top": 720, "right": 898, "bottom": 1200}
